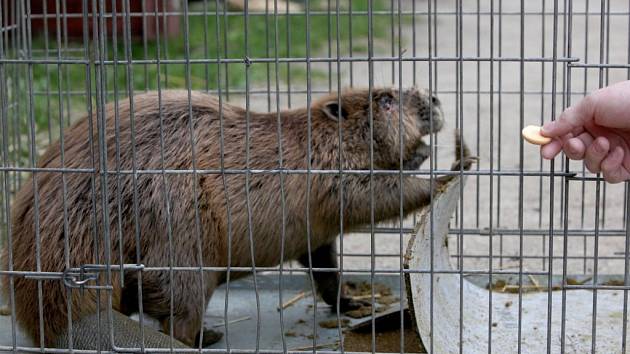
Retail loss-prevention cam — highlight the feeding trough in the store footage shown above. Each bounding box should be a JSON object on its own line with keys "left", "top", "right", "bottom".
{"left": 405, "top": 176, "right": 629, "bottom": 354}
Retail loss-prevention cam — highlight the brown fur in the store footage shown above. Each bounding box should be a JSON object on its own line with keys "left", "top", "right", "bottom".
{"left": 2, "top": 87, "right": 472, "bottom": 347}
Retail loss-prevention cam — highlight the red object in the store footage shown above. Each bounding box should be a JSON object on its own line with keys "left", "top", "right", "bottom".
{"left": 6, "top": 1, "right": 180, "bottom": 40}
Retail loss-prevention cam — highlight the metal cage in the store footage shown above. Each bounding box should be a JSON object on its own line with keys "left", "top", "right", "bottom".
{"left": 1, "top": 0, "right": 630, "bottom": 353}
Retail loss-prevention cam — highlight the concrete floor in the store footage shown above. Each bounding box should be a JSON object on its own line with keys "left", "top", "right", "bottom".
{"left": 0, "top": 274, "right": 406, "bottom": 353}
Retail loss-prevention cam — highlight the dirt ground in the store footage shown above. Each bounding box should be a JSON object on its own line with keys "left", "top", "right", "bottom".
{"left": 344, "top": 309, "right": 425, "bottom": 353}
{"left": 344, "top": 325, "right": 425, "bottom": 353}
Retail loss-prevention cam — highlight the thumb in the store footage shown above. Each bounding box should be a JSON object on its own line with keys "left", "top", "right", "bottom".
{"left": 541, "top": 94, "right": 596, "bottom": 138}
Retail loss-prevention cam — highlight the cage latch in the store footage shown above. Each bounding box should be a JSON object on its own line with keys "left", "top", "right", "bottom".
{"left": 62, "top": 263, "right": 145, "bottom": 289}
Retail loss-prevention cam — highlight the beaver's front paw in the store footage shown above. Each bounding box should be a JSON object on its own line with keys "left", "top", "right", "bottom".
{"left": 403, "top": 142, "right": 431, "bottom": 170}
{"left": 196, "top": 328, "right": 223, "bottom": 347}
{"left": 449, "top": 156, "right": 479, "bottom": 172}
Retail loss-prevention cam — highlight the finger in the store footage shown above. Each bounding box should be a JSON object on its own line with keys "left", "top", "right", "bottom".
{"left": 563, "top": 132, "right": 595, "bottom": 160}
{"left": 583, "top": 136, "right": 610, "bottom": 173}
{"left": 563, "top": 137, "right": 586, "bottom": 160}
{"left": 574, "top": 131, "right": 595, "bottom": 147}
{"left": 601, "top": 146, "right": 630, "bottom": 184}
{"left": 541, "top": 94, "right": 596, "bottom": 138}
{"left": 541, "top": 139, "right": 564, "bottom": 160}
{"left": 540, "top": 133, "right": 573, "bottom": 160}
{"left": 541, "top": 133, "right": 574, "bottom": 160}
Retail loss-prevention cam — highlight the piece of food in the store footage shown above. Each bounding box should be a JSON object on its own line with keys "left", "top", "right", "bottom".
{"left": 522, "top": 125, "right": 552, "bottom": 145}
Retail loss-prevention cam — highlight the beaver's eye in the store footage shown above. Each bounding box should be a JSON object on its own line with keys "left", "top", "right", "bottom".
{"left": 378, "top": 94, "right": 394, "bottom": 110}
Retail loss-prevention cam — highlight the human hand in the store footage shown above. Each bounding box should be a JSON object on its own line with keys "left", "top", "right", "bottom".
{"left": 540, "top": 80, "right": 630, "bottom": 183}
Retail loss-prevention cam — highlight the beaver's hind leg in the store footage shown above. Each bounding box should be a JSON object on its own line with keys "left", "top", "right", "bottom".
{"left": 152, "top": 271, "right": 221, "bottom": 347}
{"left": 298, "top": 243, "right": 368, "bottom": 312}
{"left": 137, "top": 176, "right": 224, "bottom": 347}
{"left": 119, "top": 264, "right": 222, "bottom": 347}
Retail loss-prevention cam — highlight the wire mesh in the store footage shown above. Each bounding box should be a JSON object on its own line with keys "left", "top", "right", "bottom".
{"left": 0, "top": 0, "right": 629, "bottom": 353}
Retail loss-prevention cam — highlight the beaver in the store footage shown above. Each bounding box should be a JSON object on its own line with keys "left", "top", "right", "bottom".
{"left": 2, "top": 87, "right": 475, "bottom": 348}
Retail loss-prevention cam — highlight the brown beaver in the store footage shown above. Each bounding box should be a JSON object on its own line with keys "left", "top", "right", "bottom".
{"left": 2, "top": 87, "right": 474, "bottom": 347}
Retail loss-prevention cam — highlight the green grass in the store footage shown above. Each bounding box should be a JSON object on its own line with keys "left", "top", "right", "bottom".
{"left": 2, "top": 0, "right": 407, "bottom": 242}
{"left": 22, "top": 0, "right": 400, "bottom": 128}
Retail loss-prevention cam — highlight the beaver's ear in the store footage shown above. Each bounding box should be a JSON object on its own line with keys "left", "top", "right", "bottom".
{"left": 321, "top": 101, "right": 348, "bottom": 121}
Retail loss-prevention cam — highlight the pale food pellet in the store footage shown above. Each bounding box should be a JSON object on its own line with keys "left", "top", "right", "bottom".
{"left": 522, "top": 125, "right": 551, "bottom": 145}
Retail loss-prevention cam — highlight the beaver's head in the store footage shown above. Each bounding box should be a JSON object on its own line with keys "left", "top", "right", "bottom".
{"left": 312, "top": 87, "right": 443, "bottom": 169}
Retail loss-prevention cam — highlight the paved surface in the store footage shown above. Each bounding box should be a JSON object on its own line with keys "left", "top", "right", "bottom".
{"left": 0, "top": 274, "right": 404, "bottom": 352}
{"left": 0, "top": 316, "right": 32, "bottom": 353}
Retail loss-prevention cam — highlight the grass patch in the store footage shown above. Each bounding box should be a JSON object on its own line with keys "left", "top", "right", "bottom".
{"left": 5, "top": 0, "right": 407, "bottom": 156}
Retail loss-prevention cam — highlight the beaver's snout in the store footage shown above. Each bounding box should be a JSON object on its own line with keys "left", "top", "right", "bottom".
{"left": 411, "top": 88, "right": 444, "bottom": 134}
{"left": 425, "top": 109, "right": 444, "bottom": 133}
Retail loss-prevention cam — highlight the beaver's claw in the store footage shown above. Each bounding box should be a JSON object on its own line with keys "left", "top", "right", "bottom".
{"left": 450, "top": 156, "right": 479, "bottom": 172}
{"left": 403, "top": 142, "right": 431, "bottom": 170}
